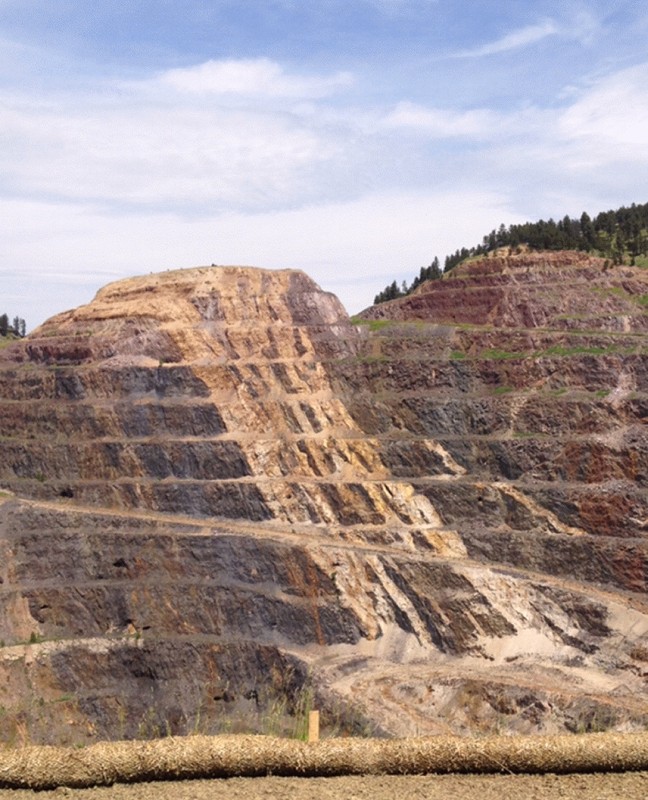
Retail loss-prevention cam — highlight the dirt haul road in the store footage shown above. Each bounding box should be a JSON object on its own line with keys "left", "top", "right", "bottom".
{"left": 3, "top": 772, "right": 648, "bottom": 799}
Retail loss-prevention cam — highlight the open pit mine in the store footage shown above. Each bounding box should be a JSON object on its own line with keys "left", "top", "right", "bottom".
{"left": 0, "top": 250, "right": 647, "bottom": 743}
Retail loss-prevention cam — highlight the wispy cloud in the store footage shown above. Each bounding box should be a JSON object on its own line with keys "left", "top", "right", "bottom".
{"left": 382, "top": 101, "right": 501, "bottom": 139}
{"left": 558, "top": 63, "right": 648, "bottom": 163}
{"left": 453, "top": 20, "right": 559, "bottom": 58}
{"left": 452, "top": 7, "right": 603, "bottom": 60}
{"left": 566, "top": 7, "right": 602, "bottom": 46}
{"left": 360, "top": 0, "right": 439, "bottom": 12}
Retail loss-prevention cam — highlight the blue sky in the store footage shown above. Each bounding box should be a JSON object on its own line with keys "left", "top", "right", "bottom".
{"left": 2, "top": 1, "right": 648, "bottom": 328}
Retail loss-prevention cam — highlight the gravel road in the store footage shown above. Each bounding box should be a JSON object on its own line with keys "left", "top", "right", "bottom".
{"left": 2, "top": 772, "right": 648, "bottom": 800}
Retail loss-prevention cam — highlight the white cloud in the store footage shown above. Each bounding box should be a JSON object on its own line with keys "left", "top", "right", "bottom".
{"left": 159, "top": 58, "right": 354, "bottom": 98}
{"left": 7, "top": 53, "right": 644, "bottom": 235}
{"left": 0, "top": 60, "right": 355, "bottom": 212}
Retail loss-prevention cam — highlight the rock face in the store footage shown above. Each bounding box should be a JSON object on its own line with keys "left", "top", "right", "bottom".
{"left": 0, "top": 254, "right": 647, "bottom": 743}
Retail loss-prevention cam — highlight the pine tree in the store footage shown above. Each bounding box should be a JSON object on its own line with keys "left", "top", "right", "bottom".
{"left": 580, "top": 212, "right": 595, "bottom": 249}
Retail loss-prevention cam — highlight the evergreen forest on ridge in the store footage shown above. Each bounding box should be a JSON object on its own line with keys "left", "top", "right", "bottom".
{"left": 374, "top": 201, "right": 648, "bottom": 305}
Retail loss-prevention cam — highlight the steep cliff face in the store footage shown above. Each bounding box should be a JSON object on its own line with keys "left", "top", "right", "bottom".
{"left": 0, "top": 255, "right": 647, "bottom": 743}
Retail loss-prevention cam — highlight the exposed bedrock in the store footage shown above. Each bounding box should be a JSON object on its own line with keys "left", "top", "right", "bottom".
{"left": 0, "top": 255, "right": 647, "bottom": 740}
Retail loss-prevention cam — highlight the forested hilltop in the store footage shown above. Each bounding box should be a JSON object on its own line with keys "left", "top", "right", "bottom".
{"left": 374, "top": 201, "right": 648, "bottom": 304}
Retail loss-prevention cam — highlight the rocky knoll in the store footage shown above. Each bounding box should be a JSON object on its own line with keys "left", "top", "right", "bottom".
{"left": 0, "top": 254, "right": 647, "bottom": 743}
